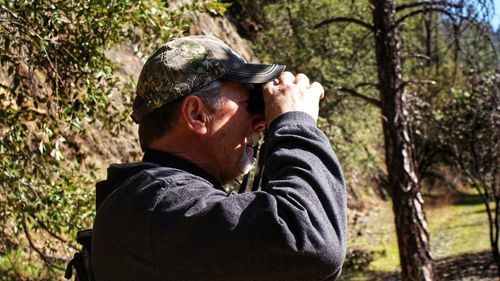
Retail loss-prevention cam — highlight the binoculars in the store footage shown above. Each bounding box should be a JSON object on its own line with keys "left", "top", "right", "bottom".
{"left": 247, "top": 87, "right": 265, "bottom": 115}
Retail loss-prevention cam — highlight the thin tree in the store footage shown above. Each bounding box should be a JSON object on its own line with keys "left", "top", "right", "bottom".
{"left": 435, "top": 72, "right": 500, "bottom": 275}
{"left": 314, "top": 0, "right": 494, "bottom": 279}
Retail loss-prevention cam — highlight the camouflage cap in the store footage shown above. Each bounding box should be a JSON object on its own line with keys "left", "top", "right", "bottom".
{"left": 131, "top": 35, "right": 285, "bottom": 123}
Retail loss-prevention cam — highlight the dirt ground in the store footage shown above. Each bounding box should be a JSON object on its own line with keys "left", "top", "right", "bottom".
{"left": 436, "top": 251, "right": 499, "bottom": 281}
{"left": 366, "top": 251, "right": 499, "bottom": 281}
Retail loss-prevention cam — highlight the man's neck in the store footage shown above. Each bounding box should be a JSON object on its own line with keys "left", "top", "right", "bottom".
{"left": 148, "top": 133, "right": 225, "bottom": 184}
{"left": 142, "top": 149, "right": 225, "bottom": 190}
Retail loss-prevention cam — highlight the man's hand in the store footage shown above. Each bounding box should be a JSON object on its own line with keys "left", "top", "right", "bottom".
{"left": 262, "top": 72, "right": 324, "bottom": 127}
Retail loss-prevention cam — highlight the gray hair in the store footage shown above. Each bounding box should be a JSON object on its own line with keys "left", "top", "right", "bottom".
{"left": 191, "top": 80, "right": 225, "bottom": 112}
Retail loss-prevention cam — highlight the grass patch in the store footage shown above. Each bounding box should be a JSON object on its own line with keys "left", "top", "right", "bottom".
{"left": 343, "top": 193, "right": 491, "bottom": 279}
{"left": 427, "top": 201, "right": 489, "bottom": 259}
{"left": 345, "top": 203, "right": 400, "bottom": 274}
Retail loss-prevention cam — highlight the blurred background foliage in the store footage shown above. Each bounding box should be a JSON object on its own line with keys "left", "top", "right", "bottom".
{"left": 230, "top": 0, "right": 498, "bottom": 199}
{"left": 0, "top": 0, "right": 229, "bottom": 278}
{"left": 229, "top": 0, "right": 499, "bottom": 278}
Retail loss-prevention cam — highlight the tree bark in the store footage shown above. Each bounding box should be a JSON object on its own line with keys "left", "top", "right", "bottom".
{"left": 370, "top": 1, "right": 438, "bottom": 280}
{"left": 492, "top": 197, "right": 500, "bottom": 277}
{"left": 493, "top": 208, "right": 500, "bottom": 277}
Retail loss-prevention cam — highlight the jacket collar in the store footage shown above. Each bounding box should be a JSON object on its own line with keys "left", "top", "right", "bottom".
{"left": 142, "top": 149, "right": 226, "bottom": 192}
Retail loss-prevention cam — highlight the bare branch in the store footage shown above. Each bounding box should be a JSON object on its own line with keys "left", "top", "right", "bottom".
{"left": 285, "top": 0, "right": 307, "bottom": 51}
{"left": 21, "top": 217, "right": 65, "bottom": 271}
{"left": 404, "top": 79, "right": 437, "bottom": 86}
{"left": 461, "top": 20, "right": 500, "bottom": 64}
{"left": 354, "top": 82, "right": 379, "bottom": 89}
{"left": 346, "top": 30, "right": 373, "bottom": 68}
{"left": 21, "top": 217, "right": 55, "bottom": 272}
{"left": 406, "top": 53, "right": 432, "bottom": 61}
{"left": 320, "top": 93, "right": 348, "bottom": 111}
{"left": 0, "top": 5, "right": 20, "bottom": 19}
{"left": 395, "top": 1, "right": 463, "bottom": 12}
{"left": 314, "top": 17, "right": 374, "bottom": 32}
{"left": 335, "top": 86, "right": 382, "bottom": 108}
{"left": 27, "top": 213, "right": 79, "bottom": 251}
{"left": 396, "top": 7, "right": 456, "bottom": 26}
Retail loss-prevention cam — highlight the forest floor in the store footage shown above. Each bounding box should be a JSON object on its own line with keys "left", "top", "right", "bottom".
{"left": 340, "top": 189, "right": 499, "bottom": 280}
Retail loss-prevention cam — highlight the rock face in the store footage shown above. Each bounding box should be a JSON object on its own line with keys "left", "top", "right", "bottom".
{"left": 169, "top": 1, "right": 256, "bottom": 61}
{"left": 82, "top": 3, "right": 255, "bottom": 176}
{"left": 190, "top": 13, "right": 257, "bottom": 62}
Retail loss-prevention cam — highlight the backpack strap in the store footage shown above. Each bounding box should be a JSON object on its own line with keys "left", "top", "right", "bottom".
{"left": 65, "top": 229, "right": 94, "bottom": 281}
{"left": 66, "top": 163, "right": 156, "bottom": 280}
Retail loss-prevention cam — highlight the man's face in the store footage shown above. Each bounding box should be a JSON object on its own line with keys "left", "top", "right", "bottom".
{"left": 204, "top": 81, "right": 265, "bottom": 184}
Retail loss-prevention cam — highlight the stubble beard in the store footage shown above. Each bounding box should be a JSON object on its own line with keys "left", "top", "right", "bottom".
{"left": 238, "top": 132, "right": 261, "bottom": 175}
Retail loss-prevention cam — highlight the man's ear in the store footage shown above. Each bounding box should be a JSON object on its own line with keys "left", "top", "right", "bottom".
{"left": 180, "top": 95, "right": 208, "bottom": 136}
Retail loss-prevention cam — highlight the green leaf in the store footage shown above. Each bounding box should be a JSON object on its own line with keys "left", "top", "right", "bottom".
{"left": 0, "top": 0, "right": 210, "bottom": 278}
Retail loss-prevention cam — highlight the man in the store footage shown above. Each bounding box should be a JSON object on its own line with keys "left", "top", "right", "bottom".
{"left": 91, "top": 35, "right": 346, "bottom": 281}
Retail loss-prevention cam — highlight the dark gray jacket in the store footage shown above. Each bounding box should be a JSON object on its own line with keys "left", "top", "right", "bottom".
{"left": 91, "top": 112, "right": 347, "bottom": 281}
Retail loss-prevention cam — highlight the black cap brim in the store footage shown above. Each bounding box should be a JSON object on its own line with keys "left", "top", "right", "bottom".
{"left": 222, "top": 64, "right": 286, "bottom": 84}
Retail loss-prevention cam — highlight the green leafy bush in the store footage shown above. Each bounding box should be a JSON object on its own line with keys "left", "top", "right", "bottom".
{"left": 0, "top": 0, "right": 229, "bottom": 278}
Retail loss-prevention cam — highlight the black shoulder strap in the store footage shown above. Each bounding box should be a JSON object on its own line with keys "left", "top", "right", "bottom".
{"left": 96, "top": 163, "right": 155, "bottom": 209}
{"left": 65, "top": 230, "right": 94, "bottom": 281}
{"left": 66, "top": 163, "right": 155, "bottom": 280}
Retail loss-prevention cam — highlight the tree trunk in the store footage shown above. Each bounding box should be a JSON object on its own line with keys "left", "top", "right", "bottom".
{"left": 424, "top": 10, "right": 432, "bottom": 67}
{"left": 370, "top": 1, "right": 438, "bottom": 280}
{"left": 493, "top": 197, "right": 500, "bottom": 277}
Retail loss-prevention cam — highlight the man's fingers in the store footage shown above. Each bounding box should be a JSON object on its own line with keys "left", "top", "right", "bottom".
{"left": 278, "top": 71, "right": 295, "bottom": 85}
{"left": 262, "top": 71, "right": 324, "bottom": 125}
{"left": 309, "top": 82, "right": 325, "bottom": 100}
{"left": 295, "top": 73, "right": 310, "bottom": 88}
{"left": 264, "top": 71, "right": 295, "bottom": 92}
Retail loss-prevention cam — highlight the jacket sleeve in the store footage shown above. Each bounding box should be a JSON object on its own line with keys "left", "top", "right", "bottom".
{"left": 150, "top": 111, "right": 347, "bottom": 281}
{"left": 262, "top": 111, "right": 347, "bottom": 276}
